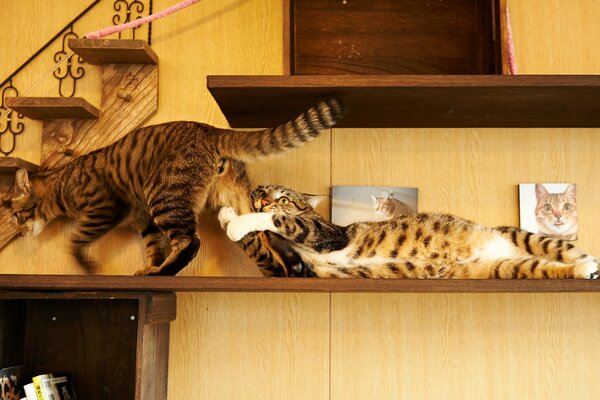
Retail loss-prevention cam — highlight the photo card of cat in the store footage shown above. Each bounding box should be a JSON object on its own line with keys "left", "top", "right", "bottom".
{"left": 332, "top": 185, "right": 418, "bottom": 226}
{"left": 519, "top": 183, "right": 578, "bottom": 241}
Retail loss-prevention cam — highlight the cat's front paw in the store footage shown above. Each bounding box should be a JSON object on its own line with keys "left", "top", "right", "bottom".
{"left": 218, "top": 207, "right": 238, "bottom": 229}
{"left": 226, "top": 216, "right": 253, "bottom": 242}
{"left": 574, "top": 260, "right": 599, "bottom": 279}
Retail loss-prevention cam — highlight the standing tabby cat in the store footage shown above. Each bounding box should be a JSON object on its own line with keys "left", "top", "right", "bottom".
{"left": 6, "top": 100, "right": 342, "bottom": 275}
{"left": 219, "top": 185, "right": 598, "bottom": 279}
{"left": 535, "top": 184, "right": 578, "bottom": 240}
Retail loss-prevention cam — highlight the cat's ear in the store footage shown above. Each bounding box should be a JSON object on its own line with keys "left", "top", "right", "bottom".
{"left": 381, "top": 191, "right": 389, "bottom": 199}
{"left": 370, "top": 195, "right": 377, "bottom": 205}
{"left": 565, "top": 184, "right": 576, "bottom": 197}
{"left": 14, "top": 169, "right": 31, "bottom": 195}
{"left": 535, "top": 184, "right": 548, "bottom": 200}
{"left": 306, "top": 194, "right": 327, "bottom": 209}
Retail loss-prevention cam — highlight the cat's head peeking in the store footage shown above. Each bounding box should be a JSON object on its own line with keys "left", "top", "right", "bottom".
{"left": 7, "top": 169, "right": 46, "bottom": 236}
{"left": 251, "top": 185, "right": 326, "bottom": 215}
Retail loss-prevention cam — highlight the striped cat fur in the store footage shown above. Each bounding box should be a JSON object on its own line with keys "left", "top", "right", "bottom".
{"left": 5, "top": 100, "right": 343, "bottom": 275}
{"left": 219, "top": 185, "right": 599, "bottom": 279}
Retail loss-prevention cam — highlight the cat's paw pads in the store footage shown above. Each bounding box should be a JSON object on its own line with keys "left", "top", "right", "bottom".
{"left": 574, "top": 260, "right": 599, "bottom": 279}
{"left": 218, "top": 207, "right": 238, "bottom": 229}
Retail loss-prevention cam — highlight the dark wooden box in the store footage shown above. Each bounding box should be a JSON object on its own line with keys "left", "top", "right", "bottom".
{"left": 0, "top": 290, "right": 175, "bottom": 400}
{"left": 286, "top": 0, "right": 505, "bottom": 75}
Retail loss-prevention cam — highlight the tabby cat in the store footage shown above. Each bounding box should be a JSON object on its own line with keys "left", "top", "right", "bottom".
{"left": 219, "top": 185, "right": 599, "bottom": 279}
{"left": 6, "top": 99, "right": 342, "bottom": 275}
{"left": 371, "top": 191, "right": 414, "bottom": 219}
{"left": 535, "top": 184, "right": 578, "bottom": 240}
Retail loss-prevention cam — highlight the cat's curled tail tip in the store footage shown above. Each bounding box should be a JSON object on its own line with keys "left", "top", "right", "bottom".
{"left": 322, "top": 98, "right": 345, "bottom": 125}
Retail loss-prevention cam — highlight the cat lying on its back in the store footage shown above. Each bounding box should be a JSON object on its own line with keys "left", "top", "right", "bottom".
{"left": 219, "top": 185, "right": 599, "bottom": 279}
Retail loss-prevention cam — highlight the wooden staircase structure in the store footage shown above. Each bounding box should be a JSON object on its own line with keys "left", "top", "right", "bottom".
{"left": 0, "top": 38, "right": 158, "bottom": 250}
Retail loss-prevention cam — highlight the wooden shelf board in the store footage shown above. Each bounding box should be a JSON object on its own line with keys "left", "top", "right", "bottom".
{"left": 207, "top": 74, "right": 600, "bottom": 128}
{"left": 69, "top": 38, "right": 158, "bottom": 65}
{"left": 6, "top": 97, "right": 99, "bottom": 120}
{"left": 0, "top": 157, "right": 40, "bottom": 174}
{"left": 0, "top": 275, "right": 598, "bottom": 293}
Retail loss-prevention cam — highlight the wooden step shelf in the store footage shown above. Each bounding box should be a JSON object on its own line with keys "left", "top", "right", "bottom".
{"left": 207, "top": 74, "right": 600, "bottom": 128}
{"left": 69, "top": 38, "right": 158, "bottom": 65}
{"left": 0, "top": 274, "right": 598, "bottom": 293}
{"left": 5, "top": 97, "right": 99, "bottom": 120}
{"left": 0, "top": 157, "right": 40, "bottom": 174}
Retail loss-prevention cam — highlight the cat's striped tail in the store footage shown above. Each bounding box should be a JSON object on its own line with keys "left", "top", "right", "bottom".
{"left": 216, "top": 98, "right": 344, "bottom": 161}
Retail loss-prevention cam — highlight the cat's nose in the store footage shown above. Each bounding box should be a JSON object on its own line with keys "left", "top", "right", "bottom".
{"left": 261, "top": 198, "right": 270, "bottom": 207}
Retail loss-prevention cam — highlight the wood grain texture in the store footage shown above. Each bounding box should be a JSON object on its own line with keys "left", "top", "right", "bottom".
{"left": 69, "top": 38, "right": 159, "bottom": 65}
{"left": 331, "top": 293, "right": 600, "bottom": 399}
{"left": 41, "top": 63, "right": 158, "bottom": 167}
{"left": 208, "top": 74, "right": 600, "bottom": 127}
{"left": 291, "top": 0, "right": 499, "bottom": 75}
{"left": 0, "top": 174, "right": 22, "bottom": 252}
{"left": 0, "top": 157, "right": 40, "bottom": 174}
{"left": 6, "top": 96, "right": 100, "bottom": 119}
{"left": 0, "top": 274, "right": 599, "bottom": 293}
{"left": 0, "top": 290, "right": 175, "bottom": 400}
{"left": 24, "top": 299, "right": 139, "bottom": 400}
{"left": 169, "top": 292, "right": 329, "bottom": 400}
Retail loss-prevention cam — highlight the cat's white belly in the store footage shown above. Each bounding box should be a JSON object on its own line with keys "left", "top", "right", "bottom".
{"left": 467, "top": 233, "right": 520, "bottom": 261}
{"left": 297, "top": 246, "right": 396, "bottom": 268}
{"left": 298, "top": 247, "right": 352, "bottom": 266}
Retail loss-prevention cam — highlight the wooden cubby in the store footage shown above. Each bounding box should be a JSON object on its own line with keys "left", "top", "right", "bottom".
{"left": 0, "top": 286, "right": 175, "bottom": 400}
{"left": 287, "top": 0, "right": 502, "bottom": 75}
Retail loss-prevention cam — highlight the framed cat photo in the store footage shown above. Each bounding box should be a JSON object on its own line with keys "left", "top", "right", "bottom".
{"left": 518, "top": 183, "right": 578, "bottom": 241}
{"left": 331, "top": 185, "right": 418, "bottom": 226}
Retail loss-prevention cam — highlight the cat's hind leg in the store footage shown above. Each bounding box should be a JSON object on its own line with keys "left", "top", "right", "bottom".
{"left": 136, "top": 204, "right": 200, "bottom": 276}
{"left": 138, "top": 222, "right": 170, "bottom": 270}
{"left": 462, "top": 256, "right": 599, "bottom": 279}
{"left": 495, "top": 226, "right": 595, "bottom": 263}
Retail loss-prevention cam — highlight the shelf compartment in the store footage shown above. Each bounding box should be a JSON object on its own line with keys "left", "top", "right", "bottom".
{"left": 0, "top": 290, "right": 175, "bottom": 400}
{"left": 287, "top": 0, "right": 502, "bottom": 75}
{"left": 5, "top": 97, "right": 99, "bottom": 120}
{"left": 68, "top": 38, "right": 158, "bottom": 65}
{"left": 207, "top": 74, "right": 600, "bottom": 128}
{"left": 0, "top": 275, "right": 598, "bottom": 293}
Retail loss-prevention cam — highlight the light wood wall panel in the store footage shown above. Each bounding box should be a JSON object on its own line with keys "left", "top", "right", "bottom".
{"left": 171, "top": 292, "right": 330, "bottom": 400}
{"left": 331, "top": 293, "right": 600, "bottom": 399}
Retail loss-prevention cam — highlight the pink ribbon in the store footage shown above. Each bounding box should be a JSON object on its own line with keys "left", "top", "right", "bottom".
{"left": 85, "top": 0, "right": 200, "bottom": 39}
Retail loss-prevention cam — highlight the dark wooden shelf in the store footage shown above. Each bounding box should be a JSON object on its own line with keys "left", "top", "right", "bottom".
{"left": 0, "top": 157, "right": 39, "bottom": 174}
{"left": 0, "top": 274, "right": 598, "bottom": 293}
{"left": 207, "top": 74, "right": 600, "bottom": 128}
{"left": 69, "top": 38, "right": 158, "bottom": 65}
{"left": 6, "top": 97, "right": 99, "bottom": 120}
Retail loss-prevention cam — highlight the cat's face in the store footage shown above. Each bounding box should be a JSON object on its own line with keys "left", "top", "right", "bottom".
{"left": 371, "top": 192, "right": 391, "bottom": 216}
{"left": 535, "top": 184, "right": 577, "bottom": 236}
{"left": 8, "top": 169, "right": 46, "bottom": 236}
{"left": 251, "top": 185, "right": 324, "bottom": 215}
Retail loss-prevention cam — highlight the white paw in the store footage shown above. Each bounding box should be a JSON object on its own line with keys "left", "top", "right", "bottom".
{"left": 574, "top": 260, "right": 599, "bottom": 279}
{"left": 225, "top": 213, "right": 276, "bottom": 242}
{"left": 226, "top": 216, "right": 253, "bottom": 242}
{"left": 218, "top": 207, "right": 238, "bottom": 229}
